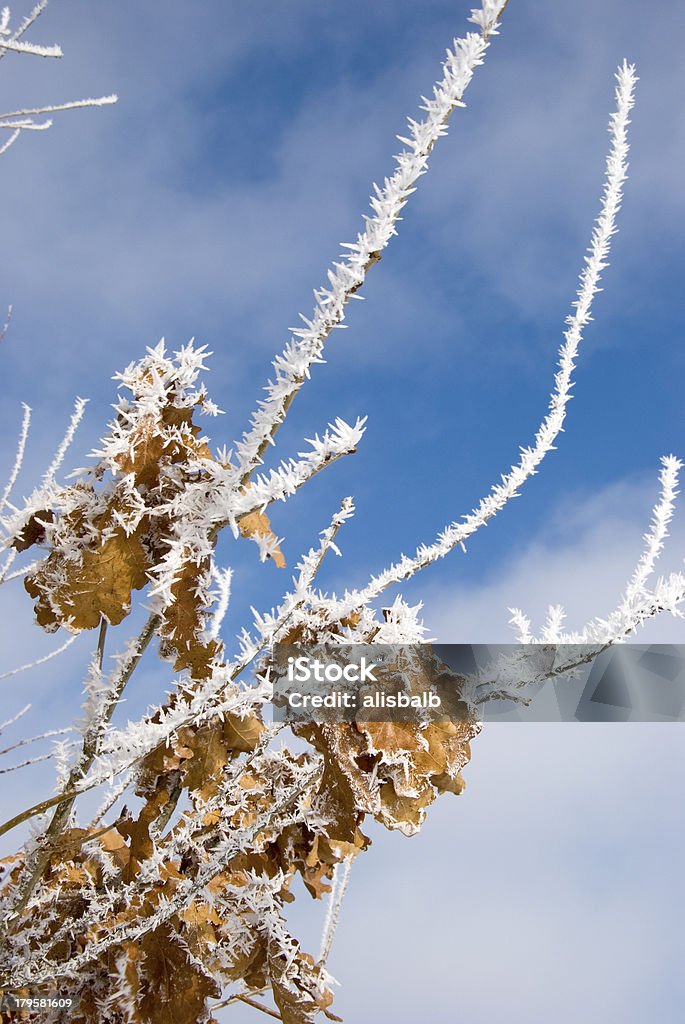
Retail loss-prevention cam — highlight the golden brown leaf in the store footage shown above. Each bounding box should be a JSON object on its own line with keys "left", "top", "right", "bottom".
{"left": 26, "top": 522, "right": 149, "bottom": 631}
{"left": 137, "top": 925, "right": 220, "bottom": 1024}
{"left": 12, "top": 509, "right": 54, "bottom": 552}
{"left": 238, "top": 495, "right": 285, "bottom": 569}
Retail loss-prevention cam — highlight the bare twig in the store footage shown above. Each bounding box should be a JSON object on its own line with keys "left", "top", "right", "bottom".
{"left": 237, "top": 995, "right": 282, "bottom": 1021}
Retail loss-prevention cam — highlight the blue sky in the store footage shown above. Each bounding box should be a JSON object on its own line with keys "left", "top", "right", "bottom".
{"left": 1, "top": 1, "right": 684, "bottom": 1021}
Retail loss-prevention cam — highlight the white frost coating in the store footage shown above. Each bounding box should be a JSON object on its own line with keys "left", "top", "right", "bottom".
{"left": 0, "top": 2, "right": 51, "bottom": 65}
{"left": 0, "top": 703, "right": 31, "bottom": 733}
{"left": 0, "top": 127, "right": 20, "bottom": 155}
{"left": 232, "top": 1, "right": 508, "bottom": 482}
{"left": 206, "top": 565, "right": 233, "bottom": 641}
{"left": 0, "top": 36, "right": 60, "bottom": 58}
{"left": 318, "top": 855, "right": 353, "bottom": 967}
{"left": 511, "top": 456, "right": 685, "bottom": 644}
{"left": 622, "top": 455, "right": 682, "bottom": 606}
{"left": 348, "top": 62, "right": 639, "bottom": 607}
{"left": 0, "top": 3, "right": 117, "bottom": 156}
{"left": 0, "top": 724, "right": 72, "bottom": 758}
{"left": 42, "top": 397, "right": 89, "bottom": 483}
{"left": 0, "top": 402, "right": 31, "bottom": 513}
{"left": 0, "top": 633, "right": 77, "bottom": 681}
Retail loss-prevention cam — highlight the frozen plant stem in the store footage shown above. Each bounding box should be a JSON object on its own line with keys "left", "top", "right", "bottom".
{"left": 233, "top": 1, "right": 509, "bottom": 483}
{"left": 5, "top": 611, "right": 159, "bottom": 930}
{"left": 348, "top": 61, "right": 639, "bottom": 607}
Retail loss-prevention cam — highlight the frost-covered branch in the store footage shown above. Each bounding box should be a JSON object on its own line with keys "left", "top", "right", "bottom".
{"left": 0, "top": 499, "right": 354, "bottom": 843}
{"left": 345, "top": 61, "right": 638, "bottom": 608}
{"left": 0, "top": 1, "right": 49, "bottom": 59}
{"left": 1, "top": 402, "right": 31, "bottom": 514}
{"left": 0, "top": 304, "right": 12, "bottom": 341}
{"left": 510, "top": 456, "right": 684, "bottom": 644}
{"left": 0, "top": 2, "right": 116, "bottom": 156}
{"left": 232, "top": 0, "right": 508, "bottom": 483}
{"left": 0, "top": 702, "right": 31, "bottom": 733}
{"left": 318, "top": 855, "right": 353, "bottom": 968}
{"left": 0, "top": 633, "right": 77, "bottom": 681}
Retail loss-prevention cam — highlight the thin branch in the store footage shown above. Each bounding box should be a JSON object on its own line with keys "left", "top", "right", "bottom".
{"left": 206, "top": 565, "right": 232, "bottom": 641}
{"left": 514, "top": 456, "right": 684, "bottom": 644}
{"left": 212, "top": 988, "right": 269, "bottom": 1013}
{"left": 231, "top": 1, "right": 508, "bottom": 484}
{"left": 0, "top": 558, "right": 40, "bottom": 584}
{"left": 0, "top": 703, "right": 31, "bottom": 733}
{"left": 623, "top": 455, "right": 681, "bottom": 605}
{"left": 0, "top": 36, "right": 61, "bottom": 57}
{"left": 0, "top": 725, "right": 72, "bottom": 757}
{"left": 96, "top": 617, "right": 107, "bottom": 671}
{"left": 0, "top": 117, "right": 51, "bottom": 130}
{"left": 0, "top": 124, "right": 20, "bottom": 151}
{"left": 0, "top": 634, "right": 77, "bottom": 682}
{"left": 0, "top": 304, "right": 12, "bottom": 341}
{"left": 0, "top": 750, "right": 56, "bottom": 774}
{"left": 87, "top": 770, "right": 133, "bottom": 829}
{"left": 318, "top": 855, "right": 353, "bottom": 967}
{"left": 0, "top": 94, "right": 118, "bottom": 120}
{"left": 346, "top": 61, "right": 638, "bottom": 608}
{"left": 1, "top": 402, "right": 31, "bottom": 512}
{"left": 236, "top": 995, "right": 282, "bottom": 1021}
{"left": 3, "top": 611, "right": 159, "bottom": 928}
{"left": 42, "top": 397, "right": 88, "bottom": 482}
{"left": 0, "top": 1, "right": 51, "bottom": 65}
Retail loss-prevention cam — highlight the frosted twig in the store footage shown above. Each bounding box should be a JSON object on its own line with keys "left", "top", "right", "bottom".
{"left": 0, "top": 2, "right": 51, "bottom": 65}
{"left": 508, "top": 608, "right": 533, "bottom": 644}
{"left": 0, "top": 750, "right": 55, "bottom": 774}
{"left": 1, "top": 402, "right": 31, "bottom": 512}
{"left": 0, "top": 558, "right": 40, "bottom": 584}
{"left": 623, "top": 455, "right": 681, "bottom": 605}
{"left": 0, "top": 703, "right": 31, "bottom": 733}
{"left": 513, "top": 457, "right": 684, "bottom": 645}
{"left": 0, "top": 117, "right": 51, "bottom": 129}
{"left": 294, "top": 496, "right": 356, "bottom": 596}
{"left": 541, "top": 604, "right": 567, "bottom": 643}
{"left": 318, "top": 855, "right": 353, "bottom": 966}
{"left": 88, "top": 771, "right": 133, "bottom": 829}
{"left": 0, "top": 725, "right": 71, "bottom": 757}
{"left": 0, "top": 35, "right": 60, "bottom": 57}
{"left": 0, "top": 2, "right": 49, "bottom": 55}
{"left": 206, "top": 565, "right": 232, "bottom": 641}
{"left": 232, "top": 1, "right": 508, "bottom": 483}
{"left": 0, "top": 95, "right": 118, "bottom": 120}
{"left": 573, "top": 462, "right": 684, "bottom": 644}
{"left": 2, "top": 613, "right": 160, "bottom": 925}
{"left": 0, "top": 304, "right": 13, "bottom": 340}
{"left": 42, "top": 397, "right": 88, "bottom": 482}
{"left": 349, "top": 62, "right": 638, "bottom": 607}
{"left": 0, "top": 126, "right": 19, "bottom": 152}
{"left": 0, "top": 634, "right": 77, "bottom": 681}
